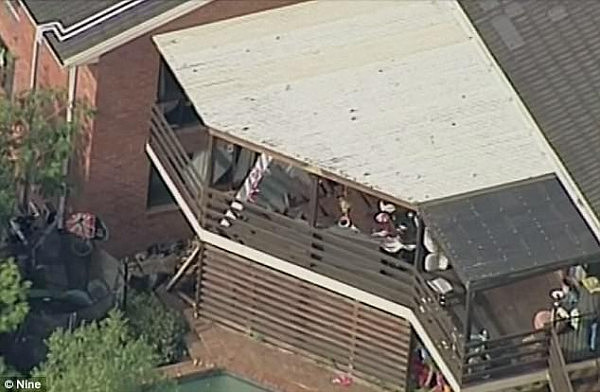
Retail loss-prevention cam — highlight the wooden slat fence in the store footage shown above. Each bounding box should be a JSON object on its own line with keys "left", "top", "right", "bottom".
{"left": 199, "top": 245, "right": 412, "bottom": 391}
{"left": 548, "top": 327, "right": 574, "bottom": 392}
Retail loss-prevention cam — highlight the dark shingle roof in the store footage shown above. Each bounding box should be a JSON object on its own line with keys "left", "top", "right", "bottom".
{"left": 22, "top": 0, "right": 188, "bottom": 62}
{"left": 421, "top": 176, "right": 600, "bottom": 287}
{"left": 23, "top": 0, "right": 120, "bottom": 26}
{"left": 459, "top": 0, "right": 600, "bottom": 221}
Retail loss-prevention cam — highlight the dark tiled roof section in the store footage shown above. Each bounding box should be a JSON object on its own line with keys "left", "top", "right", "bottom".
{"left": 23, "top": 0, "right": 120, "bottom": 26}
{"left": 460, "top": 0, "right": 600, "bottom": 219}
{"left": 23, "top": 0, "right": 187, "bottom": 61}
{"left": 421, "top": 176, "right": 600, "bottom": 286}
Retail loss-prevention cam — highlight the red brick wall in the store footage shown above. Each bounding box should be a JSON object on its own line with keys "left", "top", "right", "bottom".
{"left": 0, "top": 0, "right": 35, "bottom": 94}
{"left": 0, "top": 2, "right": 67, "bottom": 92}
{"left": 36, "top": 41, "right": 67, "bottom": 89}
{"left": 69, "top": 64, "right": 97, "bottom": 192}
{"left": 75, "top": 0, "right": 301, "bottom": 257}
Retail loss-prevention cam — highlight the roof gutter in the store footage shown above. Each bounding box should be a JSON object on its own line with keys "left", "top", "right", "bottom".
{"left": 62, "top": 0, "right": 213, "bottom": 67}
{"left": 34, "top": 0, "right": 148, "bottom": 43}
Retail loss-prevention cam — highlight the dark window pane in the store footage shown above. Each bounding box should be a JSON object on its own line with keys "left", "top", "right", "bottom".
{"left": 0, "top": 39, "right": 15, "bottom": 97}
{"left": 210, "top": 140, "right": 257, "bottom": 192}
{"left": 157, "top": 59, "right": 202, "bottom": 130}
{"left": 253, "top": 160, "right": 312, "bottom": 221}
{"left": 147, "top": 165, "right": 175, "bottom": 208}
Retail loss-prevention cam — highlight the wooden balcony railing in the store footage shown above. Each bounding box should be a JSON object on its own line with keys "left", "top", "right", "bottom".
{"left": 548, "top": 327, "right": 574, "bottom": 392}
{"left": 148, "top": 103, "right": 590, "bottom": 389}
{"left": 149, "top": 104, "right": 205, "bottom": 218}
{"left": 203, "top": 189, "right": 417, "bottom": 306}
{"left": 462, "top": 328, "right": 550, "bottom": 384}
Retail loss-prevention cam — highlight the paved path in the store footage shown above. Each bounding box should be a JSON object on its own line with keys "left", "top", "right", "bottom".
{"left": 162, "top": 314, "right": 385, "bottom": 392}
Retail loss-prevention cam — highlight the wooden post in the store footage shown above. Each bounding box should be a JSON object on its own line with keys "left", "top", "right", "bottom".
{"left": 199, "top": 134, "right": 214, "bottom": 227}
{"left": 463, "top": 285, "right": 474, "bottom": 360}
{"left": 205, "top": 134, "right": 215, "bottom": 187}
{"left": 308, "top": 175, "right": 319, "bottom": 228}
{"left": 194, "top": 242, "right": 205, "bottom": 319}
{"left": 414, "top": 214, "right": 426, "bottom": 272}
{"left": 166, "top": 242, "right": 202, "bottom": 291}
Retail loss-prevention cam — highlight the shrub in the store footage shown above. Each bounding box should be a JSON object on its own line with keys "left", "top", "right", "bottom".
{"left": 0, "top": 258, "right": 30, "bottom": 334}
{"left": 35, "top": 310, "right": 174, "bottom": 392}
{"left": 125, "top": 290, "right": 188, "bottom": 365}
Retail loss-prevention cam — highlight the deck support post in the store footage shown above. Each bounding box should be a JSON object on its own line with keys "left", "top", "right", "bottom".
{"left": 414, "top": 214, "right": 426, "bottom": 272}
{"left": 193, "top": 242, "right": 205, "bottom": 319}
{"left": 199, "top": 134, "right": 215, "bottom": 226}
{"left": 308, "top": 175, "right": 319, "bottom": 227}
{"left": 166, "top": 241, "right": 202, "bottom": 291}
{"left": 463, "top": 285, "right": 474, "bottom": 353}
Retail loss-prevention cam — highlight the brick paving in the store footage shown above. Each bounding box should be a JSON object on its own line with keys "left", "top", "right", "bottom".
{"left": 162, "top": 315, "right": 385, "bottom": 392}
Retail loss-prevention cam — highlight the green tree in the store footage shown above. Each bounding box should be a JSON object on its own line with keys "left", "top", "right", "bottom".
{"left": 0, "top": 258, "right": 30, "bottom": 334}
{"left": 0, "top": 89, "right": 91, "bottom": 222}
{"left": 125, "top": 291, "right": 188, "bottom": 365}
{"left": 0, "top": 357, "right": 20, "bottom": 377}
{"left": 35, "top": 310, "right": 175, "bottom": 392}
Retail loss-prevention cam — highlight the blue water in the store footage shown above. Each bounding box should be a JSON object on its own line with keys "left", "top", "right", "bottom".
{"left": 178, "top": 372, "right": 270, "bottom": 392}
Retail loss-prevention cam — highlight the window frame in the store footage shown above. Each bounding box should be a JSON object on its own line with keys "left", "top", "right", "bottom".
{"left": 0, "top": 38, "right": 15, "bottom": 97}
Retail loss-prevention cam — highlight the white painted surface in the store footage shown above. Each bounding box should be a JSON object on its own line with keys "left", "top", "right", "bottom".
{"left": 154, "top": 0, "right": 554, "bottom": 204}
{"left": 146, "top": 142, "right": 462, "bottom": 391}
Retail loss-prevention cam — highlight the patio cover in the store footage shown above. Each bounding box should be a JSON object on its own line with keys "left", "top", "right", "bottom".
{"left": 421, "top": 176, "right": 600, "bottom": 289}
{"left": 153, "top": 0, "right": 555, "bottom": 204}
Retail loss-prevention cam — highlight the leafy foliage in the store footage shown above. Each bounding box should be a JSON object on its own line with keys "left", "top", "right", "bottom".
{"left": 0, "top": 356, "right": 20, "bottom": 377}
{"left": 125, "top": 291, "right": 188, "bottom": 365}
{"left": 0, "top": 89, "right": 92, "bottom": 226}
{"left": 35, "top": 310, "right": 175, "bottom": 392}
{"left": 0, "top": 258, "right": 30, "bottom": 334}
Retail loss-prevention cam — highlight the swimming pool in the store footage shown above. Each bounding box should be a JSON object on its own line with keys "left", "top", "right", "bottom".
{"left": 177, "top": 371, "right": 271, "bottom": 392}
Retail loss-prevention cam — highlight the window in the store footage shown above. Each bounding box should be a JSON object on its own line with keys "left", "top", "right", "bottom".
{"left": 147, "top": 165, "right": 175, "bottom": 208}
{"left": 210, "top": 139, "right": 257, "bottom": 191}
{"left": 210, "top": 140, "right": 312, "bottom": 221}
{"left": 157, "top": 59, "right": 202, "bottom": 130}
{"left": 0, "top": 39, "right": 15, "bottom": 97}
{"left": 252, "top": 160, "right": 312, "bottom": 221}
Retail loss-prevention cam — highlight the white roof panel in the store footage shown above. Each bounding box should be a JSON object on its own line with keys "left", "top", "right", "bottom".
{"left": 154, "top": 0, "right": 554, "bottom": 203}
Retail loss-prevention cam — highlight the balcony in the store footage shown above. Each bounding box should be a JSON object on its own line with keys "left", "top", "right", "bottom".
{"left": 147, "top": 104, "right": 600, "bottom": 391}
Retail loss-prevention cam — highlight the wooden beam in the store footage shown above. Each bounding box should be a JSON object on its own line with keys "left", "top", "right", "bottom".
{"left": 414, "top": 215, "right": 426, "bottom": 273}
{"left": 307, "top": 175, "right": 319, "bottom": 227}
{"left": 175, "top": 290, "right": 195, "bottom": 307}
{"left": 194, "top": 244, "right": 205, "bottom": 319}
{"left": 463, "top": 287, "right": 474, "bottom": 361}
{"left": 471, "top": 251, "right": 600, "bottom": 291}
{"left": 207, "top": 129, "right": 416, "bottom": 210}
{"left": 206, "top": 133, "right": 215, "bottom": 186}
{"left": 166, "top": 242, "right": 202, "bottom": 291}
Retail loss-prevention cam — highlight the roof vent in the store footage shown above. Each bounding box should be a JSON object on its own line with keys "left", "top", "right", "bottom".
{"left": 548, "top": 5, "right": 568, "bottom": 22}
{"left": 491, "top": 15, "right": 525, "bottom": 50}
{"left": 504, "top": 2, "right": 524, "bottom": 18}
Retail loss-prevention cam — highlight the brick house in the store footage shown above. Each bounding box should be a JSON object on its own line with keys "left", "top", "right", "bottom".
{"left": 0, "top": 0, "right": 299, "bottom": 257}
{"left": 146, "top": 1, "right": 600, "bottom": 391}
